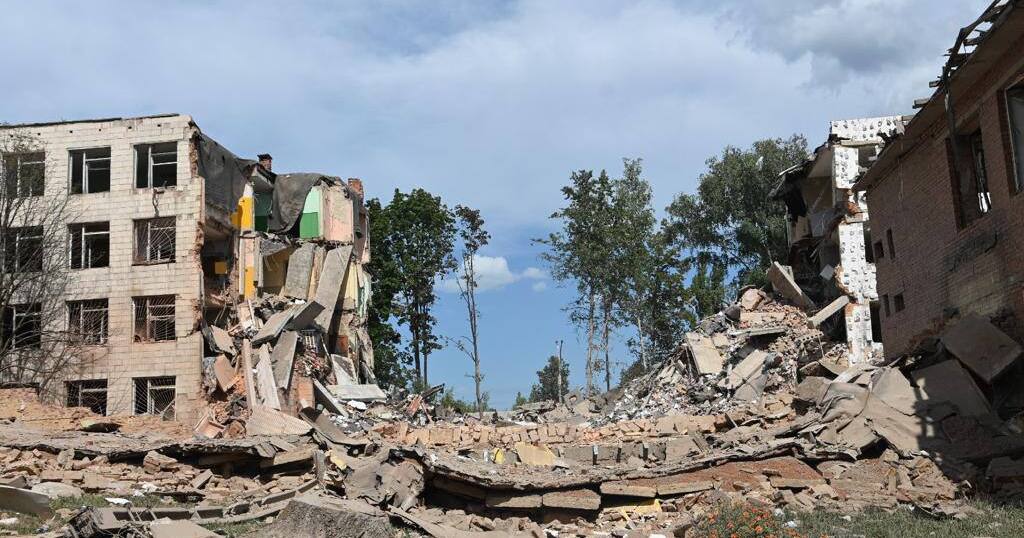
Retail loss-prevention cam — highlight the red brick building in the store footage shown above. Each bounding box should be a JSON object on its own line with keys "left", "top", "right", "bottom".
{"left": 855, "top": 1, "right": 1024, "bottom": 357}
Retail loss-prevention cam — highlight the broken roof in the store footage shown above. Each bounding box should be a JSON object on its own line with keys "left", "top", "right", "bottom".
{"left": 854, "top": 0, "right": 1022, "bottom": 192}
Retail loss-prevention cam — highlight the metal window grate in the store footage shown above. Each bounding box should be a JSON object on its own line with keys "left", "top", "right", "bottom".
{"left": 133, "top": 295, "right": 175, "bottom": 342}
{"left": 69, "top": 222, "right": 110, "bottom": 269}
{"left": 133, "top": 376, "right": 175, "bottom": 419}
{"left": 2, "top": 303, "right": 42, "bottom": 349}
{"left": 67, "top": 379, "right": 107, "bottom": 415}
{"left": 68, "top": 299, "right": 108, "bottom": 344}
{"left": 133, "top": 217, "right": 175, "bottom": 264}
{"left": 4, "top": 226, "right": 43, "bottom": 273}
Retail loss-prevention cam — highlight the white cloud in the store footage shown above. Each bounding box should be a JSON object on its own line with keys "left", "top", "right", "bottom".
{"left": 439, "top": 255, "right": 547, "bottom": 293}
{"left": 531, "top": 281, "right": 548, "bottom": 292}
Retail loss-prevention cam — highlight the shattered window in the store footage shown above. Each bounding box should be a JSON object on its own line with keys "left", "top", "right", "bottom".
{"left": 3, "top": 226, "right": 43, "bottom": 273}
{"left": 1, "top": 152, "right": 45, "bottom": 197}
{"left": 133, "top": 217, "right": 175, "bottom": 264}
{"left": 135, "top": 142, "right": 177, "bottom": 189}
{"left": 947, "top": 128, "right": 991, "bottom": 227}
{"left": 1007, "top": 86, "right": 1024, "bottom": 193}
{"left": 66, "top": 379, "right": 107, "bottom": 415}
{"left": 133, "top": 295, "right": 175, "bottom": 342}
{"left": 1, "top": 303, "right": 41, "bottom": 349}
{"left": 67, "top": 299, "right": 108, "bottom": 345}
{"left": 133, "top": 376, "right": 175, "bottom": 419}
{"left": 69, "top": 147, "right": 111, "bottom": 194}
{"left": 69, "top": 222, "right": 110, "bottom": 269}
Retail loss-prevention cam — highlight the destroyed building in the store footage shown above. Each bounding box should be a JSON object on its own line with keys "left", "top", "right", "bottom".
{"left": 771, "top": 117, "right": 906, "bottom": 363}
{"left": 0, "top": 114, "right": 374, "bottom": 424}
{"left": 854, "top": 1, "right": 1024, "bottom": 358}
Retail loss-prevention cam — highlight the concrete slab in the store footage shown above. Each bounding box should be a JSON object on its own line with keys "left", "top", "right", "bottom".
{"left": 271, "top": 330, "right": 299, "bottom": 391}
{"left": 912, "top": 360, "right": 992, "bottom": 417}
{"left": 686, "top": 332, "right": 724, "bottom": 375}
{"left": 808, "top": 295, "right": 851, "bottom": 328}
{"left": 541, "top": 488, "right": 601, "bottom": 510}
{"left": 768, "top": 262, "right": 813, "bottom": 308}
{"left": 255, "top": 344, "right": 282, "bottom": 410}
{"left": 253, "top": 307, "right": 297, "bottom": 346}
{"left": 313, "top": 245, "right": 352, "bottom": 332}
{"left": 941, "top": 315, "right": 1022, "bottom": 383}
{"left": 282, "top": 243, "right": 317, "bottom": 299}
{"left": 327, "top": 384, "right": 386, "bottom": 401}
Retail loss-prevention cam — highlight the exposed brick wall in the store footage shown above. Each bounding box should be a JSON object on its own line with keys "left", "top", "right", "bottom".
{"left": 867, "top": 46, "right": 1024, "bottom": 357}
{"left": 3, "top": 116, "right": 207, "bottom": 422}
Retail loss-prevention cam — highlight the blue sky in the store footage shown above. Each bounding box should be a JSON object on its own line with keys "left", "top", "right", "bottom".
{"left": 0, "top": 0, "right": 990, "bottom": 408}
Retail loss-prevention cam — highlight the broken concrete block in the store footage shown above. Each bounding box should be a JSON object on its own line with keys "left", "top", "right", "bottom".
{"left": 0, "top": 485, "right": 53, "bottom": 517}
{"left": 686, "top": 333, "right": 724, "bottom": 375}
{"left": 314, "top": 246, "right": 353, "bottom": 333}
{"left": 599, "top": 479, "right": 656, "bottom": 498}
{"left": 207, "top": 325, "right": 237, "bottom": 356}
{"left": 143, "top": 451, "right": 178, "bottom": 472}
{"left": 282, "top": 243, "right": 317, "bottom": 299}
{"left": 431, "top": 477, "right": 486, "bottom": 500}
{"left": 768, "top": 262, "right": 813, "bottom": 309}
{"left": 287, "top": 300, "right": 326, "bottom": 331}
{"left": 740, "top": 311, "right": 787, "bottom": 325}
{"left": 328, "top": 384, "right": 386, "bottom": 402}
{"left": 769, "top": 477, "right": 826, "bottom": 489}
{"left": 256, "top": 494, "right": 396, "bottom": 538}
{"left": 247, "top": 405, "right": 312, "bottom": 436}
{"left": 911, "top": 360, "right": 992, "bottom": 417}
{"left": 271, "top": 330, "right": 299, "bottom": 391}
{"left": 739, "top": 288, "right": 764, "bottom": 310}
{"left": 255, "top": 344, "right": 282, "bottom": 410}
{"left": 253, "top": 307, "right": 297, "bottom": 346}
{"left": 30, "top": 481, "right": 83, "bottom": 499}
{"left": 485, "top": 492, "right": 542, "bottom": 509}
{"left": 723, "top": 350, "right": 768, "bottom": 390}
{"left": 541, "top": 489, "right": 601, "bottom": 511}
{"left": 213, "top": 354, "right": 236, "bottom": 393}
{"left": 808, "top": 295, "right": 851, "bottom": 328}
{"left": 149, "top": 520, "right": 219, "bottom": 538}
{"left": 654, "top": 479, "right": 714, "bottom": 496}
{"left": 794, "top": 377, "right": 830, "bottom": 405}
{"left": 514, "top": 442, "right": 555, "bottom": 466}
{"left": 941, "top": 314, "right": 1022, "bottom": 383}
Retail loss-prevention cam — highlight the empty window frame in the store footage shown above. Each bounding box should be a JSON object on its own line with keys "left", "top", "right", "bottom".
{"left": 1006, "top": 85, "right": 1024, "bottom": 193}
{"left": 133, "top": 295, "right": 175, "bottom": 342}
{"left": 66, "top": 379, "right": 107, "bottom": 415}
{"left": 948, "top": 129, "right": 991, "bottom": 227}
{"left": 882, "top": 294, "right": 891, "bottom": 317}
{"left": 885, "top": 229, "right": 896, "bottom": 260}
{"left": 894, "top": 293, "right": 906, "bottom": 313}
{"left": 873, "top": 240, "right": 885, "bottom": 260}
{"left": 1, "top": 303, "right": 41, "bottom": 349}
{"left": 863, "top": 225, "right": 874, "bottom": 263}
{"left": 69, "top": 147, "right": 111, "bottom": 194}
{"left": 135, "top": 142, "right": 177, "bottom": 188}
{"left": 133, "top": 217, "right": 175, "bottom": 264}
{"left": 69, "top": 222, "right": 109, "bottom": 269}
{"left": 3, "top": 226, "right": 43, "bottom": 273}
{"left": 133, "top": 376, "right": 175, "bottom": 419}
{"left": 67, "top": 299, "right": 108, "bottom": 345}
{"left": 2, "top": 152, "right": 44, "bottom": 197}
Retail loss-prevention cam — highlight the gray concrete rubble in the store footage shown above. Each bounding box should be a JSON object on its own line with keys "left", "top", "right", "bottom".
{"left": 0, "top": 284, "right": 1021, "bottom": 537}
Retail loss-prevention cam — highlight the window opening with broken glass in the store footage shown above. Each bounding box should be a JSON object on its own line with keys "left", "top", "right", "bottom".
{"left": 69, "top": 222, "right": 110, "bottom": 269}
{"left": 3, "top": 226, "right": 43, "bottom": 273}
{"left": 133, "top": 295, "right": 175, "bottom": 342}
{"left": 134, "top": 376, "right": 175, "bottom": 419}
{"left": 69, "top": 147, "right": 111, "bottom": 193}
{"left": 133, "top": 217, "right": 175, "bottom": 264}
{"left": 68, "top": 299, "right": 108, "bottom": 344}
{"left": 2, "top": 152, "right": 44, "bottom": 197}
{"left": 135, "top": 142, "right": 177, "bottom": 188}
{"left": 67, "top": 379, "right": 107, "bottom": 415}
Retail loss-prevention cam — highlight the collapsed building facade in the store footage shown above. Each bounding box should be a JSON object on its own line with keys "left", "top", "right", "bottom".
{"left": 0, "top": 114, "right": 374, "bottom": 424}
{"left": 854, "top": 0, "right": 1024, "bottom": 360}
{"left": 772, "top": 117, "right": 907, "bottom": 364}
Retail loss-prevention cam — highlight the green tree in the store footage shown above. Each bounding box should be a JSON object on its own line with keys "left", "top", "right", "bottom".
{"left": 529, "top": 355, "right": 570, "bottom": 403}
{"left": 365, "top": 199, "right": 410, "bottom": 389}
{"left": 513, "top": 392, "right": 529, "bottom": 408}
{"left": 367, "top": 189, "right": 455, "bottom": 387}
{"left": 452, "top": 205, "right": 489, "bottom": 418}
{"left": 665, "top": 135, "right": 807, "bottom": 317}
{"left": 537, "top": 170, "right": 613, "bottom": 395}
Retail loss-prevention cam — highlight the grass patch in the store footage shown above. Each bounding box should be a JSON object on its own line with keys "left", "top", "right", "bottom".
{"left": 793, "top": 502, "right": 1024, "bottom": 538}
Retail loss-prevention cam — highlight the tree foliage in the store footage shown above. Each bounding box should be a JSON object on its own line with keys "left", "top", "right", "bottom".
{"left": 529, "top": 355, "right": 569, "bottom": 403}
{"left": 365, "top": 188, "right": 455, "bottom": 388}
{"left": 664, "top": 135, "right": 808, "bottom": 317}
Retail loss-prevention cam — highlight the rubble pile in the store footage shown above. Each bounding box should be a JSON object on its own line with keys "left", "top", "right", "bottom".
{"left": 1, "top": 269, "right": 1024, "bottom": 536}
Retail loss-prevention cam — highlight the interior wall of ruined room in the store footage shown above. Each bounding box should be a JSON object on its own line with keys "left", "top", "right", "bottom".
{"left": 869, "top": 45, "right": 1024, "bottom": 357}
{"left": 24, "top": 116, "right": 209, "bottom": 422}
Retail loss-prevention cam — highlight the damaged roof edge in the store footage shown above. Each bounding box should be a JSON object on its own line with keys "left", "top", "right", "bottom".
{"left": 854, "top": 0, "right": 1021, "bottom": 193}
{"left": 0, "top": 113, "right": 184, "bottom": 130}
